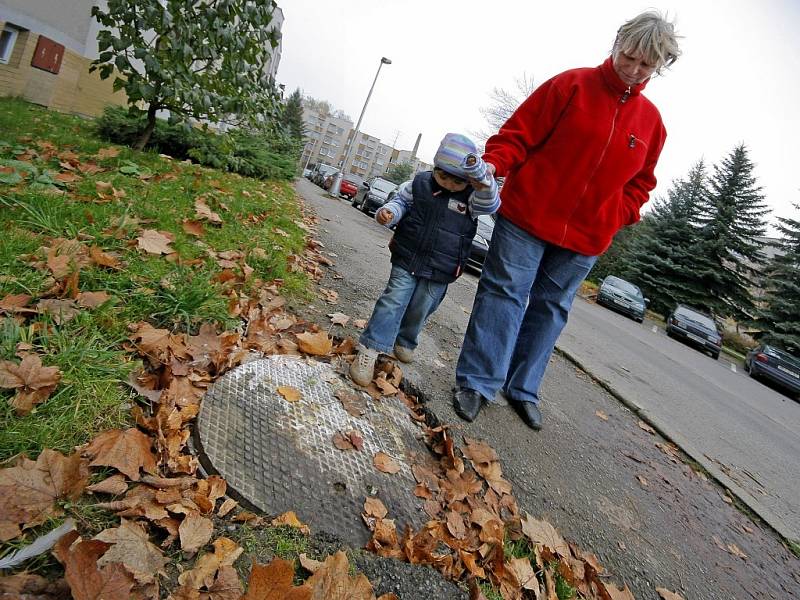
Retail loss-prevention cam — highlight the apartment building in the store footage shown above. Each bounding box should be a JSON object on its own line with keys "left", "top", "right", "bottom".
{"left": 300, "top": 107, "right": 352, "bottom": 171}
{"left": 0, "top": 0, "right": 125, "bottom": 117}
{"left": 1, "top": 1, "right": 283, "bottom": 119}
{"left": 301, "top": 101, "right": 432, "bottom": 180}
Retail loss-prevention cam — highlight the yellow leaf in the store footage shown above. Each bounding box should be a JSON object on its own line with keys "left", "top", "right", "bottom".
{"left": 277, "top": 386, "right": 301, "bottom": 402}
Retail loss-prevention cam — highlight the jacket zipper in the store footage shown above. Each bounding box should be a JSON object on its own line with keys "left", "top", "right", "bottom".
{"left": 560, "top": 86, "right": 630, "bottom": 244}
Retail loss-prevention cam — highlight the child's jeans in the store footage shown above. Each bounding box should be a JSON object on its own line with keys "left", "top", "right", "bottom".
{"left": 360, "top": 264, "right": 448, "bottom": 353}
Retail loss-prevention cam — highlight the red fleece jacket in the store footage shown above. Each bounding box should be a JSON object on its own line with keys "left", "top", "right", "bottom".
{"left": 483, "top": 57, "right": 666, "bottom": 256}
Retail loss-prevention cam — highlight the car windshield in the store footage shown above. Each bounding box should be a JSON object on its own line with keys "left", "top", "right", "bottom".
{"left": 675, "top": 307, "right": 716, "bottom": 329}
{"left": 764, "top": 346, "right": 800, "bottom": 368}
{"left": 606, "top": 277, "right": 641, "bottom": 296}
{"left": 371, "top": 179, "right": 397, "bottom": 193}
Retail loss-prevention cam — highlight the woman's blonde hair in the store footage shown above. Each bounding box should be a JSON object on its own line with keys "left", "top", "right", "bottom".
{"left": 613, "top": 10, "right": 681, "bottom": 75}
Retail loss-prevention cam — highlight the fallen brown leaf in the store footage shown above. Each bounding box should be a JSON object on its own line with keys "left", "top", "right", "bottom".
{"left": 727, "top": 542, "right": 748, "bottom": 560}
{"left": 177, "top": 537, "right": 243, "bottom": 589}
{"left": 182, "top": 219, "right": 206, "bottom": 237}
{"left": 84, "top": 428, "right": 158, "bottom": 481}
{"left": 373, "top": 452, "right": 401, "bottom": 474}
{"left": 296, "top": 331, "right": 333, "bottom": 356}
{"left": 217, "top": 498, "right": 238, "bottom": 517}
{"left": 0, "top": 354, "right": 62, "bottom": 415}
{"left": 89, "top": 246, "right": 122, "bottom": 269}
{"left": 270, "top": 511, "right": 310, "bottom": 534}
{"left": 76, "top": 291, "right": 110, "bottom": 309}
{"left": 521, "top": 513, "right": 570, "bottom": 558}
{"left": 137, "top": 229, "right": 175, "bottom": 255}
{"left": 86, "top": 474, "right": 128, "bottom": 496}
{"left": 335, "top": 388, "right": 367, "bottom": 417}
{"left": 242, "top": 558, "right": 311, "bottom": 600}
{"left": 53, "top": 531, "right": 136, "bottom": 600}
{"left": 277, "top": 385, "right": 302, "bottom": 403}
{"left": 595, "top": 410, "right": 609, "bottom": 421}
{"left": 195, "top": 198, "right": 223, "bottom": 224}
{"left": 94, "top": 519, "right": 169, "bottom": 584}
{"left": 179, "top": 513, "right": 214, "bottom": 554}
{"left": 363, "top": 497, "right": 388, "bottom": 520}
{"left": 328, "top": 312, "right": 350, "bottom": 326}
{"left": 603, "top": 582, "right": 636, "bottom": 600}
{"left": 305, "top": 551, "right": 374, "bottom": 600}
{"left": 638, "top": 420, "right": 656, "bottom": 435}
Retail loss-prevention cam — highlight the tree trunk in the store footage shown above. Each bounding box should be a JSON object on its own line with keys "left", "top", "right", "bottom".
{"left": 134, "top": 103, "right": 159, "bottom": 151}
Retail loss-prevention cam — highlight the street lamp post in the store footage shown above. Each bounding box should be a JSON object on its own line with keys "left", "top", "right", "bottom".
{"left": 329, "top": 56, "right": 391, "bottom": 198}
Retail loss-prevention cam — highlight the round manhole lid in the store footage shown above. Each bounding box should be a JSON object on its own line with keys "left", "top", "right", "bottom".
{"left": 197, "top": 355, "right": 428, "bottom": 545}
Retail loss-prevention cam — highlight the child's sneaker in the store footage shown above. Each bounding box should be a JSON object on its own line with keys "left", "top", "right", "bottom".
{"left": 350, "top": 345, "right": 379, "bottom": 386}
{"left": 393, "top": 344, "right": 415, "bottom": 363}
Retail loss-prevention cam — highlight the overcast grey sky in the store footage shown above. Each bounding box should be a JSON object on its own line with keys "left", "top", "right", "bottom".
{"left": 275, "top": 0, "right": 799, "bottom": 232}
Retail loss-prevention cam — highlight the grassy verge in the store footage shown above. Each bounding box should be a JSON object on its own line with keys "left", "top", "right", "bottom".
{"left": 0, "top": 97, "right": 308, "bottom": 461}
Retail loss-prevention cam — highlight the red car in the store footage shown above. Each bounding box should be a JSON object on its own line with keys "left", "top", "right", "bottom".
{"left": 324, "top": 175, "right": 361, "bottom": 200}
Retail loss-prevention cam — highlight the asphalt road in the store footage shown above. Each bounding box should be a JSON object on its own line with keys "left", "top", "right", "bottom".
{"left": 560, "top": 299, "right": 800, "bottom": 542}
{"left": 294, "top": 178, "right": 800, "bottom": 599}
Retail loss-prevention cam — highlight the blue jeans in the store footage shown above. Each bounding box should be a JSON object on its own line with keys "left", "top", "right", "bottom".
{"left": 360, "top": 265, "right": 448, "bottom": 353}
{"left": 456, "top": 216, "right": 597, "bottom": 405}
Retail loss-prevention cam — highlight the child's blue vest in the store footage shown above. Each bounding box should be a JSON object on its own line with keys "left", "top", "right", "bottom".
{"left": 389, "top": 171, "right": 478, "bottom": 283}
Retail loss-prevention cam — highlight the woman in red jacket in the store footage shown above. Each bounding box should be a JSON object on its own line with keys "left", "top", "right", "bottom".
{"left": 453, "top": 11, "right": 681, "bottom": 429}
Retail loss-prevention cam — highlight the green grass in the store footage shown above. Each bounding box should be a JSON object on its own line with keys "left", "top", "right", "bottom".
{"left": 787, "top": 540, "right": 800, "bottom": 559}
{"left": 0, "top": 97, "right": 309, "bottom": 461}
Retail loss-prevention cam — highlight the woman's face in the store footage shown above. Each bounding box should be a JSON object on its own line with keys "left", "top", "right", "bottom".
{"left": 612, "top": 50, "right": 657, "bottom": 86}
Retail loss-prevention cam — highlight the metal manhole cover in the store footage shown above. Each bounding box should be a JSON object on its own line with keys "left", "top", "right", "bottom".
{"left": 197, "top": 355, "right": 428, "bottom": 545}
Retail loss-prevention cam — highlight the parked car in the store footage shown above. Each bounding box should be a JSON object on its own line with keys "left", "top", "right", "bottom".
{"left": 744, "top": 344, "right": 800, "bottom": 398}
{"left": 311, "top": 164, "right": 339, "bottom": 187}
{"left": 324, "top": 174, "right": 362, "bottom": 200}
{"left": 302, "top": 168, "right": 312, "bottom": 179}
{"left": 466, "top": 214, "right": 496, "bottom": 272}
{"left": 596, "top": 275, "right": 647, "bottom": 322}
{"left": 352, "top": 177, "right": 398, "bottom": 215}
{"left": 665, "top": 304, "right": 723, "bottom": 359}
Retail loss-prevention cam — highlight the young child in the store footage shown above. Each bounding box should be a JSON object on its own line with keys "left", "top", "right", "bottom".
{"left": 349, "top": 133, "right": 500, "bottom": 386}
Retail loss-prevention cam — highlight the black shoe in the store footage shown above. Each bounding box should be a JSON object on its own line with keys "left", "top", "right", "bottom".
{"left": 511, "top": 401, "right": 542, "bottom": 430}
{"left": 453, "top": 387, "right": 485, "bottom": 422}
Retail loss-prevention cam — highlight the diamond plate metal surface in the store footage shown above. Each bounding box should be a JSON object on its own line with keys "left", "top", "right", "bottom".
{"left": 197, "top": 355, "right": 428, "bottom": 545}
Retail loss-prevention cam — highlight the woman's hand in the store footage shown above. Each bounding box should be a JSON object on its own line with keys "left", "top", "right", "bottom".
{"left": 468, "top": 162, "right": 496, "bottom": 190}
{"left": 376, "top": 208, "right": 393, "bottom": 225}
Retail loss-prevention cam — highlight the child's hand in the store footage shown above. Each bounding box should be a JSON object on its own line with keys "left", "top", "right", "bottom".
{"left": 468, "top": 178, "right": 489, "bottom": 191}
{"left": 376, "top": 208, "right": 393, "bottom": 225}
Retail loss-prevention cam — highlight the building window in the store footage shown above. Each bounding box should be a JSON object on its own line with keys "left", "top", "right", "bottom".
{"left": 0, "top": 25, "right": 20, "bottom": 65}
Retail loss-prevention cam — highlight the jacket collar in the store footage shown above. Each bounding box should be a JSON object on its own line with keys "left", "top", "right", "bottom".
{"left": 599, "top": 56, "right": 648, "bottom": 99}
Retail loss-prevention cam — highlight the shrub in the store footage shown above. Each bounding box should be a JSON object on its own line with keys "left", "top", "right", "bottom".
{"left": 722, "top": 330, "right": 757, "bottom": 355}
{"left": 95, "top": 107, "right": 299, "bottom": 180}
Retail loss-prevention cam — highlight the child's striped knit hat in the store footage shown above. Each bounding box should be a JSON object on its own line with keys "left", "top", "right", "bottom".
{"left": 433, "top": 133, "right": 480, "bottom": 179}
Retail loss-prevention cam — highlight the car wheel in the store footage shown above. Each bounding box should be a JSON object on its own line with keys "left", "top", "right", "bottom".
{"left": 711, "top": 351, "right": 720, "bottom": 360}
{"left": 351, "top": 196, "right": 360, "bottom": 207}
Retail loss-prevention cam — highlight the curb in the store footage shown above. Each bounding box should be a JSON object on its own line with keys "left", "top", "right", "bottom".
{"left": 552, "top": 344, "right": 798, "bottom": 546}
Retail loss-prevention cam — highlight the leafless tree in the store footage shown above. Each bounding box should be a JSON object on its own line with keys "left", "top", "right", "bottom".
{"left": 472, "top": 72, "right": 537, "bottom": 147}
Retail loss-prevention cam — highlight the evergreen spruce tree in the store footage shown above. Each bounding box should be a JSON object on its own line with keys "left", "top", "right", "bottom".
{"left": 282, "top": 88, "right": 306, "bottom": 141}
{"left": 693, "top": 144, "right": 770, "bottom": 320}
{"left": 757, "top": 203, "right": 800, "bottom": 353}
{"left": 619, "top": 160, "right": 707, "bottom": 315}
{"left": 590, "top": 218, "right": 648, "bottom": 284}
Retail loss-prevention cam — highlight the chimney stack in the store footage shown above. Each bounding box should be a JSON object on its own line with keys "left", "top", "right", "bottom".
{"left": 411, "top": 133, "right": 421, "bottom": 159}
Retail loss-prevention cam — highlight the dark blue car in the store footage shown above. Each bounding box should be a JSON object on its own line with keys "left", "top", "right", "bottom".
{"left": 745, "top": 344, "right": 800, "bottom": 399}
